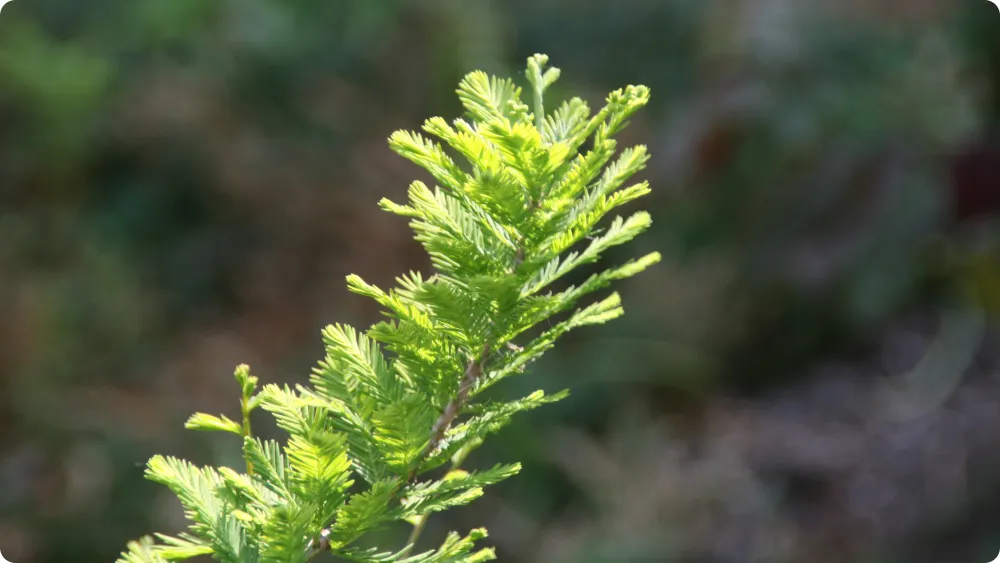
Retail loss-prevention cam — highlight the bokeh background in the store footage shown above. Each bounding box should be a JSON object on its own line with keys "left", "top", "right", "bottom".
{"left": 5, "top": 0, "right": 1000, "bottom": 561}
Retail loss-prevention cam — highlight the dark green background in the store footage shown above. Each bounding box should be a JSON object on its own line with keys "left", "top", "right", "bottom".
{"left": 2, "top": 1, "right": 1000, "bottom": 561}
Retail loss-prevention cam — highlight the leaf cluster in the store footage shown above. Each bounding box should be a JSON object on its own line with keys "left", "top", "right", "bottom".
{"left": 118, "top": 54, "right": 659, "bottom": 563}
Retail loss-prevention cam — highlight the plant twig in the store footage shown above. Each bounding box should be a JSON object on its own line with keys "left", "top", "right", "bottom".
{"left": 397, "top": 344, "right": 492, "bottom": 555}
{"left": 402, "top": 513, "right": 430, "bottom": 557}
{"left": 401, "top": 435, "right": 480, "bottom": 556}
{"left": 408, "top": 342, "right": 491, "bottom": 482}
{"left": 241, "top": 394, "right": 254, "bottom": 475}
{"left": 305, "top": 529, "right": 330, "bottom": 560}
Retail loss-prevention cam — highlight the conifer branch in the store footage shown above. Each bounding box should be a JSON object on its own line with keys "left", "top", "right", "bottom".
{"left": 116, "top": 54, "right": 659, "bottom": 563}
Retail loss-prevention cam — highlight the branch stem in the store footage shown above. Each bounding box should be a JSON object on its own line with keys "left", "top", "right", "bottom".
{"left": 398, "top": 343, "right": 491, "bottom": 555}
{"left": 401, "top": 437, "right": 478, "bottom": 556}
{"left": 409, "top": 343, "right": 491, "bottom": 481}
{"left": 241, "top": 394, "right": 254, "bottom": 475}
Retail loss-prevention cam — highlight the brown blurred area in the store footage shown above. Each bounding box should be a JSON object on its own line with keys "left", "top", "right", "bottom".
{"left": 3, "top": 0, "right": 1000, "bottom": 561}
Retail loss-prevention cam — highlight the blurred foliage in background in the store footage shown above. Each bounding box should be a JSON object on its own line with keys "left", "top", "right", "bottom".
{"left": 4, "top": 0, "right": 1000, "bottom": 562}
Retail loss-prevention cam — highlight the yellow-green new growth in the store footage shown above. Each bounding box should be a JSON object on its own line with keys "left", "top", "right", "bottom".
{"left": 117, "top": 53, "right": 659, "bottom": 563}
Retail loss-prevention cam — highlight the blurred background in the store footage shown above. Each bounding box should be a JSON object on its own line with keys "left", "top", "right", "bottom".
{"left": 5, "top": 0, "right": 1000, "bottom": 561}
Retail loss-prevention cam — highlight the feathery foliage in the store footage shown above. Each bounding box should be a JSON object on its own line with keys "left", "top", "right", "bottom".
{"left": 117, "top": 54, "right": 659, "bottom": 562}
